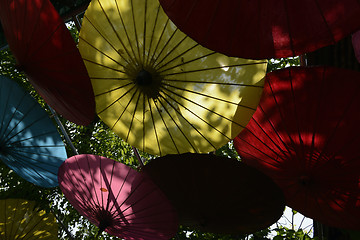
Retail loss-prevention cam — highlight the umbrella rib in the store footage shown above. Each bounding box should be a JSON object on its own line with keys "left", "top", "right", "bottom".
{"left": 142, "top": 0, "right": 148, "bottom": 64}
{"left": 130, "top": 0, "right": 142, "bottom": 65}
{"left": 125, "top": 90, "right": 142, "bottom": 143}
{"left": 152, "top": 97, "right": 181, "bottom": 153}
{"left": 267, "top": 72, "right": 302, "bottom": 162}
{"left": 3, "top": 111, "right": 50, "bottom": 147}
{"left": 157, "top": 91, "right": 217, "bottom": 150}
{"left": 19, "top": 210, "right": 49, "bottom": 240}
{"left": 162, "top": 82, "right": 257, "bottom": 109}
{"left": 247, "top": 114, "right": 290, "bottom": 164}
{"left": 110, "top": 88, "right": 140, "bottom": 131}
{"left": 153, "top": 34, "right": 189, "bottom": 69}
{"left": 113, "top": 0, "right": 139, "bottom": 65}
{"left": 79, "top": 36, "right": 129, "bottom": 72}
{"left": 145, "top": 2, "right": 162, "bottom": 66}
{"left": 155, "top": 43, "right": 200, "bottom": 71}
{"left": 162, "top": 78, "right": 264, "bottom": 87}
{"left": 4, "top": 152, "right": 56, "bottom": 185}
{"left": 63, "top": 159, "right": 99, "bottom": 214}
{"left": 236, "top": 137, "right": 284, "bottom": 168}
{"left": 105, "top": 159, "right": 116, "bottom": 211}
{"left": 313, "top": 0, "right": 337, "bottom": 44}
{"left": 161, "top": 61, "right": 268, "bottom": 76}
{"left": 288, "top": 70, "right": 306, "bottom": 165}
{"left": 147, "top": 97, "right": 162, "bottom": 155}
{"left": 152, "top": 28, "right": 180, "bottom": 67}
{"left": 142, "top": 94, "right": 146, "bottom": 152}
{"left": 107, "top": 165, "right": 133, "bottom": 218}
{"left": 148, "top": 16, "right": 171, "bottom": 66}
{"left": 160, "top": 85, "right": 248, "bottom": 129}
{"left": 0, "top": 87, "right": 29, "bottom": 141}
{"left": 80, "top": 156, "right": 102, "bottom": 212}
{"left": 95, "top": 82, "right": 134, "bottom": 97}
{"left": 96, "top": 84, "right": 136, "bottom": 115}
{"left": 94, "top": 0, "right": 137, "bottom": 67}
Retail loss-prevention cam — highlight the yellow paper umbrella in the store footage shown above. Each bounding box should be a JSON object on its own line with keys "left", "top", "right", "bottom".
{"left": 0, "top": 198, "right": 58, "bottom": 240}
{"left": 79, "top": 0, "right": 267, "bottom": 156}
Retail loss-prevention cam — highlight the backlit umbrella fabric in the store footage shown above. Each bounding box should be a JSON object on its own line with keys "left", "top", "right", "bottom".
{"left": 78, "top": 0, "right": 267, "bottom": 156}
{"left": 159, "top": 0, "right": 360, "bottom": 59}
{"left": 142, "top": 153, "right": 285, "bottom": 234}
{"left": 58, "top": 154, "right": 178, "bottom": 240}
{"left": 234, "top": 66, "right": 360, "bottom": 230}
{"left": 0, "top": 198, "right": 58, "bottom": 240}
{"left": 0, "top": 0, "right": 95, "bottom": 125}
{"left": 0, "top": 76, "right": 67, "bottom": 188}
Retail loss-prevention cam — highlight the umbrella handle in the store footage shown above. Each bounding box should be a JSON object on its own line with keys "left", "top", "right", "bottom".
{"left": 132, "top": 146, "right": 144, "bottom": 167}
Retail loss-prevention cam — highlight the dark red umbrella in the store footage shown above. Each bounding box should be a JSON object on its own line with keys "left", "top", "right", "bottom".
{"left": 0, "top": 0, "right": 95, "bottom": 125}
{"left": 159, "top": 0, "right": 360, "bottom": 59}
{"left": 353, "top": 30, "right": 360, "bottom": 63}
{"left": 234, "top": 66, "right": 360, "bottom": 230}
{"left": 58, "top": 154, "right": 178, "bottom": 240}
{"left": 142, "top": 153, "right": 285, "bottom": 234}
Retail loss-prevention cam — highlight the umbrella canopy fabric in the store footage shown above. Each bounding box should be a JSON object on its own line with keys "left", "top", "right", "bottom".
{"left": 0, "top": 76, "right": 67, "bottom": 188}
{"left": 142, "top": 153, "right": 285, "bottom": 234}
{"left": 0, "top": 0, "right": 95, "bottom": 126}
{"left": 234, "top": 66, "right": 360, "bottom": 230}
{"left": 58, "top": 154, "right": 178, "bottom": 240}
{"left": 78, "top": 0, "right": 267, "bottom": 156}
{"left": 159, "top": 0, "right": 360, "bottom": 59}
{"left": 353, "top": 30, "right": 360, "bottom": 63}
{"left": 0, "top": 198, "right": 58, "bottom": 240}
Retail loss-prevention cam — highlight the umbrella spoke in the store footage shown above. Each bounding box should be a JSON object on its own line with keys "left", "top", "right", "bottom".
{"left": 96, "top": 84, "right": 136, "bottom": 115}
{"left": 145, "top": 2, "right": 161, "bottom": 66}
{"left": 161, "top": 61, "right": 267, "bottom": 76}
{"left": 147, "top": 97, "right": 162, "bottom": 155}
{"left": 157, "top": 91, "right": 217, "bottom": 151}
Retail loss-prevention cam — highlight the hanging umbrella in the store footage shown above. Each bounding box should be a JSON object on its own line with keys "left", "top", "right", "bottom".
{"left": 58, "top": 154, "right": 178, "bottom": 240}
{"left": 352, "top": 30, "right": 360, "bottom": 63}
{"left": 78, "top": 0, "right": 267, "bottom": 156}
{"left": 159, "top": 0, "right": 360, "bottom": 59}
{"left": 0, "top": 198, "right": 58, "bottom": 240}
{"left": 234, "top": 66, "right": 360, "bottom": 230}
{"left": 0, "top": 0, "right": 95, "bottom": 126}
{"left": 142, "top": 153, "right": 285, "bottom": 234}
{"left": 0, "top": 76, "right": 67, "bottom": 187}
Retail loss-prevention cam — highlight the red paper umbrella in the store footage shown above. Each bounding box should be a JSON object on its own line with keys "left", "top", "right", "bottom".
{"left": 159, "top": 0, "right": 360, "bottom": 59}
{"left": 234, "top": 66, "right": 360, "bottom": 230}
{"left": 0, "top": 0, "right": 95, "bottom": 125}
{"left": 142, "top": 153, "right": 285, "bottom": 234}
{"left": 58, "top": 154, "right": 178, "bottom": 240}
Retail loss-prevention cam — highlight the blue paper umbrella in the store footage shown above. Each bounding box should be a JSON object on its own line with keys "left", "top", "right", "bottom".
{"left": 0, "top": 76, "right": 67, "bottom": 187}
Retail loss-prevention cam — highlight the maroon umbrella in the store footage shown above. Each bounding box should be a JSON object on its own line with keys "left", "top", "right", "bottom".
{"left": 353, "top": 30, "right": 360, "bottom": 63}
{"left": 58, "top": 154, "right": 178, "bottom": 240}
{"left": 159, "top": 0, "right": 360, "bottom": 59}
{"left": 142, "top": 153, "right": 285, "bottom": 234}
{"left": 234, "top": 66, "right": 360, "bottom": 230}
{"left": 0, "top": 0, "right": 95, "bottom": 125}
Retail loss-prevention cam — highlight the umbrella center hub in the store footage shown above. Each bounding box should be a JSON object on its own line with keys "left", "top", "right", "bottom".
{"left": 96, "top": 209, "right": 114, "bottom": 233}
{"left": 136, "top": 70, "right": 153, "bottom": 86}
{"left": 299, "top": 175, "right": 312, "bottom": 187}
{"left": 133, "top": 68, "right": 162, "bottom": 99}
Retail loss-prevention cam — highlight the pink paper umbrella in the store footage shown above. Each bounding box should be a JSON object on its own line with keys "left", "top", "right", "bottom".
{"left": 234, "top": 66, "right": 360, "bottom": 230}
{"left": 0, "top": 0, "right": 95, "bottom": 125}
{"left": 58, "top": 154, "right": 178, "bottom": 240}
{"left": 159, "top": 0, "right": 360, "bottom": 59}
